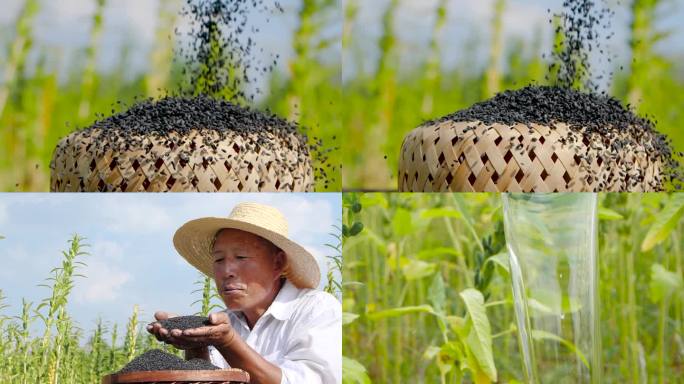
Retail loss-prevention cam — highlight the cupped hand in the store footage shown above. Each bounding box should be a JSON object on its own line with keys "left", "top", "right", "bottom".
{"left": 146, "top": 311, "right": 178, "bottom": 343}
{"left": 146, "top": 311, "right": 236, "bottom": 351}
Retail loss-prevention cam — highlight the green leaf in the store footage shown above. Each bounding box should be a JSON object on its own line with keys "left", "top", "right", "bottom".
{"left": 530, "top": 329, "right": 589, "bottom": 369}
{"left": 401, "top": 259, "right": 436, "bottom": 280}
{"left": 483, "top": 252, "right": 509, "bottom": 275}
{"left": 446, "top": 316, "right": 466, "bottom": 334}
{"left": 420, "top": 207, "right": 462, "bottom": 220}
{"left": 343, "top": 312, "right": 360, "bottom": 325}
{"left": 416, "top": 247, "right": 461, "bottom": 260}
{"left": 598, "top": 207, "right": 623, "bottom": 220}
{"left": 365, "top": 305, "right": 435, "bottom": 321}
{"left": 342, "top": 356, "right": 371, "bottom": 384}
{"left": 359, "top": 193, "right": 388, "bottom": 209}
{"left": 428, "top": 272, "right": 446, "bottom": 315}
{"left": 649, "top": 263, "right": 683, "bottom": 303}
{"left": 391, "top": 208, "right": 413, "bottom": 236}
{"left": 641, "top": 194, "right": 684, "bottom": 252}
{"left": 528, "top": 291, "right": 583, "bottom": 315}
{"left": 459, "top": 289, "right": 497, "bottom": 382}
{"left": 0, "top": 235, "right": 4, "bottom": 240}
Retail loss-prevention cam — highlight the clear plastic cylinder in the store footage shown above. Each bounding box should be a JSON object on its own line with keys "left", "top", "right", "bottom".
{"left": 502, "top": 193, "right": 601, "bottom": 384}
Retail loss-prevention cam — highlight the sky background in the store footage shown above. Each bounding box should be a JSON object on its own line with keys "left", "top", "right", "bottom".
{"left": 0, "top": 193, "right": 341, "bottom": 340}
{"left": 2, "top": 0, "right": 682, "bottom": 94}
{"left": 346, "top": 0, "right": 684, "bottom": 90}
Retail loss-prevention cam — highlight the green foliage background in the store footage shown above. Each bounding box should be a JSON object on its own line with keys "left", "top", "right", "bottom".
{"left": 342, "top": 193, "right": 684, "bottom": 383}
{"left": 341, "top": 0, "right": 684, "bottom": 190}
{"left": 0, "top": 0, "right": 341, "bottom": 191}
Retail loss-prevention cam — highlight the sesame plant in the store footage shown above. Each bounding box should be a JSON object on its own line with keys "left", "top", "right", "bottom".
{"left": 341, "top": 0, "right": 684, "bottom": 190}
{"left": 0, "top": 0, "right": 341, "bottom": 191}
{"left": 342, "top": 193, "right": 684, "bottom": 383}
{"left": 192, "top": 274, "right": 223, "bottom": 317}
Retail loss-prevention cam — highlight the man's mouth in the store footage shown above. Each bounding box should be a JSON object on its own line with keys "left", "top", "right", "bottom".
{"left": 222, "top": 285, "right": 245, "bottom": 293}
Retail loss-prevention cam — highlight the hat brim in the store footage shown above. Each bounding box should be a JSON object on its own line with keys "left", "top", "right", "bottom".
{"left": 173, "top": 217, "right": 321, "bottom": 289}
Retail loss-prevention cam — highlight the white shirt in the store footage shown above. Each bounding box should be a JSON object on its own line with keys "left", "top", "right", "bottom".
{"left": 208, "top": 280, "right": 342, "bottom": 384}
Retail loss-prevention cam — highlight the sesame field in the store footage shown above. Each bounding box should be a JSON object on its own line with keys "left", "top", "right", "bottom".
{"left": 0, "top": 0, "right": 341, "bottom": 191}
{"left": 341, "top": 0, "right": 684, "bottom": 190}
{"left": 342, "top": 193, "right": 684, "bottom": 383}
{"left": 0, "top": 234, "right": 342, "bottom": 383}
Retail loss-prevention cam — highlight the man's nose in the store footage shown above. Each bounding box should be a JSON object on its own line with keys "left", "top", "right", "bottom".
{"left": 217, "top": 261, "right": 237, "bottom": 278}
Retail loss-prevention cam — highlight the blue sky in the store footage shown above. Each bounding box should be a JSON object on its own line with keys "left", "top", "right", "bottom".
{"left": 0, "top": 193, "right": 341, "bottom": 339}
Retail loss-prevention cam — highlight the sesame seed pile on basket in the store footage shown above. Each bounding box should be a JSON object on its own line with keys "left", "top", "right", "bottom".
{"left": 102, "top": 349, "right": 250, "bottom": 384}
{"left": 398, "top": 86, "right": 682, "bottom": 192}
{"left": 50, "top": 96, "right": 314, "bottom": 192}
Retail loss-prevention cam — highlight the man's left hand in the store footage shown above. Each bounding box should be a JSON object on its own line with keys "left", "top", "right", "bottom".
{"left": 163, "top": 312, "right": 237, "bottom": 350}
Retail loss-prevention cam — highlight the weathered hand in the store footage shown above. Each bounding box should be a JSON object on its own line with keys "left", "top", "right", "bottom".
{"left": 167, "top": 312, "right": 237, "bottom": 350}
{"left": 146, "top": 311, "right": 179, "bottom": 343}
{"left": 146, "top": 311, "right": 236, "bottom": 351}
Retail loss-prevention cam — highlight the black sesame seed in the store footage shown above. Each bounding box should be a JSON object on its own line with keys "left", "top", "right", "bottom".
{"left": 116, "top": 349, "right": 218, "bottom": 374}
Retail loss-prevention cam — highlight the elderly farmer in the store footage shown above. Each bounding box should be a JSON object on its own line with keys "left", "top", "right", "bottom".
{"left": 147, "top": 202, "right": 341, "bottom": 384}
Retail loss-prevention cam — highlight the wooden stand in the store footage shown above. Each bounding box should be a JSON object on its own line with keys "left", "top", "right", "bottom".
{"left": 102, "top": 369, "right": 250, "bottom": 384}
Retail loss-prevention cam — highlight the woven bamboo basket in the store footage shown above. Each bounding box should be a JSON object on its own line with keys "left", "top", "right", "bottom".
{"left": 101, "top": 369, "right": 250, "bottom": 384}
{"left": 50, "top": 128, "right": 314, "bottom": 192}
{"left": 398, "top": 120, "right": 663, "bottom": 192}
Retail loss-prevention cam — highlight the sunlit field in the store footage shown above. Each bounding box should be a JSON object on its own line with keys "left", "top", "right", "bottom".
{"left": 341, "top": 0, "right": 684, "bottom": 190}
{"left": 0, "top": 0, "right": 341, "bottom": 191}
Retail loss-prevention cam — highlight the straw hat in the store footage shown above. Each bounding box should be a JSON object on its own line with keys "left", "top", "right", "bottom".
{"left": 173, "top": 202, "right": 320, "bottom": 289}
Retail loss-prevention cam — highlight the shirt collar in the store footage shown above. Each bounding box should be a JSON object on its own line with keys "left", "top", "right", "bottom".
{"left": 226, "top": 279, "right": 301, "bottom": 324}
{"left": 263, "top": 279, "right": 300, "bottom": 321}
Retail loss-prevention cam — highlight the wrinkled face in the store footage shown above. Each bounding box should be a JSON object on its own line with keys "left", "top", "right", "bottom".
{"left": 212, "top": 228, "right": 285, "bottom": 313}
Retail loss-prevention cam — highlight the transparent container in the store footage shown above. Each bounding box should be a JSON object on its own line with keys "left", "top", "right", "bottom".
{"left": 502, "top": 193, "right": 601, "bottom": 384}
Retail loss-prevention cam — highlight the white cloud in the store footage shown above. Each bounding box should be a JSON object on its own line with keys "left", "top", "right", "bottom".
{"left": 0, "top": 245, "right": 30, "bottom": 279}
{"left": 73, "top": 239, "right": 131, "bottom": 302}
{"left": 101, "top": 198, "right": 174, "bottom": 233}
{"left": 74, "top": 258, "right": 131, "bottom": 302}
{"left": 90, "top": 240, "right": 124, "bottom": 261}
{"left": 0, "top": 201, "right": 8, "bottom": 226}
{"left": 277, "top": 198, "right": 338, "bottom": 241}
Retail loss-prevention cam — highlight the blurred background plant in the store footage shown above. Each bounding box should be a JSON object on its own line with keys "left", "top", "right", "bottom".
{"left": 0, "top": 0, "right": 341, "bottom": 191}
{"left": 341, "top": 0, "right": 684, "bottom": 190}
{"left": 342, "top": 192, "right": 684, "bottom": 383}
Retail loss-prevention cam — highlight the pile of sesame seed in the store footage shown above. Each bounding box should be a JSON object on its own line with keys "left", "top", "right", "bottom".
{"left": 116, "top": 349, "right": 218, "bottom": 374}
{"left": 89, "top": 95, "right": 300, "bottom": 140}
{"left": 80, "top": 95, "right": 312, "bottom": 164}
{"left": 158, "top": 316, "right": 210, "bottom": 331}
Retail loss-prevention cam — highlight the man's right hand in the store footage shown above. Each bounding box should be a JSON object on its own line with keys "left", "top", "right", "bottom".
{"left": 146, "top": 311, "right": 178, "bottom": 342}
{"left": 145, "top": 311, "right": 209, "bottom": 360}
